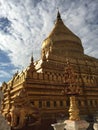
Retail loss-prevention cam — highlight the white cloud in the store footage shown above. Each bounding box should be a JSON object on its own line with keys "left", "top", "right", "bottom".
{"left": 0, "top": 0, "right": 98, "bottom": 72}
{"left": 0, "top": 70, "right": 11, "bottom": 78}
{"left": 0, "top": 62, "right": 10, "bottom": 67}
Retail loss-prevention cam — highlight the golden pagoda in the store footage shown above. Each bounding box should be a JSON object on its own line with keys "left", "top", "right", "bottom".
{"left": 0, "top": 11, "right": 98, "bottom": 130}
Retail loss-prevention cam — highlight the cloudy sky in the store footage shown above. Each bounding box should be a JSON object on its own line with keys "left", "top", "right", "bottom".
{"left": 0, "top": 0, "right": 98, "bottom": 85}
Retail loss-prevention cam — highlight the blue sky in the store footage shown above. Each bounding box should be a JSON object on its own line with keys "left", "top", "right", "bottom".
{"left": 0, "top": 0, "right": 98, "bottom": 85}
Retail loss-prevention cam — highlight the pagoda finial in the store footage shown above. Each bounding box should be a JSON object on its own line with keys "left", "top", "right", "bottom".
{"left": 31, "top": 53, "right": 34, "bottom": 63}
{"left": 29, "top": 53, "right": 35, "bottom": 70}
{"left": 57, "top": 8, "right": 61, "bottom": 20}
{"left": 31, "top": 56, "right": 34, "bottom": 63}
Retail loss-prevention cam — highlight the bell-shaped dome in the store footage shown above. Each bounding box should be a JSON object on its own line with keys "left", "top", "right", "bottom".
{"left": 41, "top": 11, "right": 84, "bottom": 59}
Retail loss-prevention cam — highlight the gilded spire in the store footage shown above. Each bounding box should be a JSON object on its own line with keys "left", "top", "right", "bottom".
{"left": 31, "top": 55, "right": 34, "bottom": 63}
{"left": 29, "top": 54, "right": 35, "bottom": 70}
{"left": 41, "top": 10, "right": 83, "bottom": 59}
{"left": 57, "top": 10, "right": 61, "bottom": 20}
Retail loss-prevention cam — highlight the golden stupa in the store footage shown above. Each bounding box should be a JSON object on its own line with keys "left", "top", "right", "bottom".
{"left": 0, "top": 11, "right": 98, "bottom": 130}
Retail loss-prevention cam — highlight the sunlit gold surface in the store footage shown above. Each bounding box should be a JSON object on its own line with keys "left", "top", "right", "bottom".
{"left": 41, "top": 11, "right": 84, "bottom": 60}
{"left": 1, "top": 11, "right": 98, "bottom": 128}
{"left": 69, "top": 96, "right": 80, "bottom": 120}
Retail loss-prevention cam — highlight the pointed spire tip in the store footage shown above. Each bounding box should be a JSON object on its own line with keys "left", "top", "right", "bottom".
{"left": 31, "top": 54, "right": 34, "bottom": 63}
{"left": 57, "top": 10, "right": 61, "bottom": 20}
